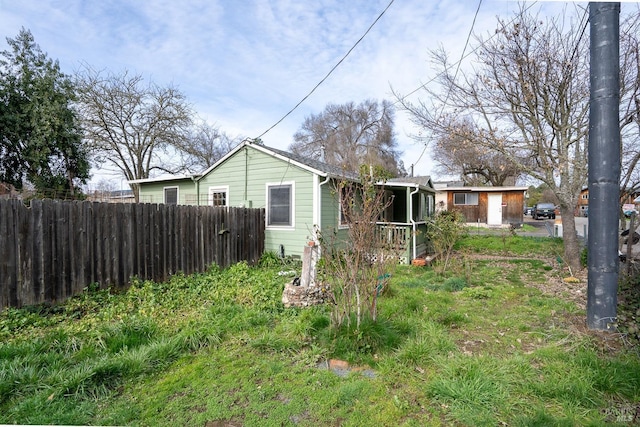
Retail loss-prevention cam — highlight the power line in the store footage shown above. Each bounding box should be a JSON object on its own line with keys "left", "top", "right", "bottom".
{"left": 275, "top": 0, "right": 540, "bottom": 175}
{"left": 257, "top": 0, "right": 571, "bottom": 178}
{"left": 397, "top": 1, "right": 539, "bottom": 103}
{"left": 412, "top": 0, "right": 484, "bottom": 167}
{"left": 256, "top": 0, "right": 395, "bottom": 140}
{"left": 569, "top": 5, "right": 590, "bottom": 67}
{"left": 410, "top": 1, "right": 590, "bottom": 175}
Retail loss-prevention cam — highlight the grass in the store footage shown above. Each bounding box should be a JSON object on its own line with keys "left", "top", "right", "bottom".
{"left": 458, "top": 233, "right": 564, "bottom": 257}
{"left": 1, "top": 237, "right": 640, "bottom": 426}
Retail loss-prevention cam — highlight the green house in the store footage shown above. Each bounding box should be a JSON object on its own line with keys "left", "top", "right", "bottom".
{"left": 130, "top": 140, "right": 435, "bottom": 264}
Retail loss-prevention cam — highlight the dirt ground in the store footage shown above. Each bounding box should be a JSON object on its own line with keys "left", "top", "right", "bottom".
{"left": 469, "top": 251, "right": 632, "bottom": 355}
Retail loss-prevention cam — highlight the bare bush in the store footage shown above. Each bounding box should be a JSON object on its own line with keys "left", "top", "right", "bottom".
{"left": 318, "top": 171, "right": 405, "bottom": 330}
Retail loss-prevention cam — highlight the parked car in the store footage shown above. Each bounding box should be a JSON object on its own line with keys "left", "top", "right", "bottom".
{"left": 532, "top": 202, "right": 556, "bottom": 220}
{"left": 524, "top": 206, "right": 533, "bottom": 215}
{"left": 623, "top": 204, "right": 638, "bottom": 217}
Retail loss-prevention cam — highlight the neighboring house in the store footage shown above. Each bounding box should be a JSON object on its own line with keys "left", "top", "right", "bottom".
{"left": 109, "top": 189, "right": 136, "bottom": 203}
{"left": 87, "top": 189, "right": 136, "bottom": 203}
{"left": 575, "top": 187, "right": 640, "bottom": 218}
{"left": 577, "top": 187, "right": 589, "bottom": 217}
{"left": 433, "top": 181, "right": 464, "bottom": 212}
{"left": 437, "top": 185, "right": 528, "bottom": 225}
{"left": 130, "top": 140, "right": 436, "bottom": 264}
{"left": 134, "top": 175, "right": 201, "bottom": 205}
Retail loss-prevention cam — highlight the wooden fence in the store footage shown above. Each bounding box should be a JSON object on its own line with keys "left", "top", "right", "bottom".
{"left": 0, "top": 199, "right": 265, "bottom": 309}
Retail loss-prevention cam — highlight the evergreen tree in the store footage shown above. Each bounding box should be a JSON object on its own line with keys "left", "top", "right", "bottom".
{"left": 0, "top": 28, "right": 89, "bottom": 197}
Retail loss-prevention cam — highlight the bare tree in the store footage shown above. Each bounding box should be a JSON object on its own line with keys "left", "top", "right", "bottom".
{"left": 432, "top": 117, "right": 525, "bottom": 185}
{"left": 290, "top": 99, "right": 405, "bottom": 176}
{"left": 176, "top": 121, "right": 243, "bottom": 173}
{"left": 91, "top": 178, "right": 118, "bottom": 202}
{"left": 76, "top": 68, "right": 193, "bottom": 201}
{"left": 619, "top": 10, "right": 640, "bottom": 212}
{"left": 398, "top": 7, "right": 590, "bottom": 272}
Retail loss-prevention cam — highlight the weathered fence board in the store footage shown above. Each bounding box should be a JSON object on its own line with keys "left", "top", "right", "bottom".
{"left": 0, "top": 199, "right": 265, "bottom": 309}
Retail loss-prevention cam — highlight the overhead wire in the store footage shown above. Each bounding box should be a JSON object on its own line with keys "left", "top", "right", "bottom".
{"left": 411, "top": 0, "right": 484, "bottom": 167}
{"left": 569, "top": 4, "right": 590, "bottom": 68}
{"left": 255, "top": 0, "right": 586, "bottom": 178}
{"left": 414, "top": 1, "right": 590, "bottom": 177}
{"left": 256, "top": 0, "right": 395, "bottom": 140}
{"left": 279, "top": 0, "right": 539, "bottom": 175}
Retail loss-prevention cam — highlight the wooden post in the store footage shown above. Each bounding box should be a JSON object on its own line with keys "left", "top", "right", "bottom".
{"left": 626, "top": 213, "right": 635, "bottom": 276}
{"left": 300, "top": 243, "right": 319, "bottom": 287}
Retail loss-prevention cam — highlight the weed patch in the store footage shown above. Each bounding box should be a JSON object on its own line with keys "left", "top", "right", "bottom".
{"left": 1, "top": 236, "right": 639, "bottom": 426}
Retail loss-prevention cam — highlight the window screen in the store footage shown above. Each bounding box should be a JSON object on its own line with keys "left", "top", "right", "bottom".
{"left": 268, "top": 184, "right": 292, "bottom": 226}
{"left": 164, "top": 187, "right": 178, "bottom": 205}
{"left": 453, "top": 192, "right": 478, "bottom": 205}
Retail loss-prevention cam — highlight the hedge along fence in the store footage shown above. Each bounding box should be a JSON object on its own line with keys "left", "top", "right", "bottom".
{"left": 0, "top": 199, "right": 265, "bottom": 309}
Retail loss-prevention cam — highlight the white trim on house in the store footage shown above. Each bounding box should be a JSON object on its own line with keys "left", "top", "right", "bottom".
{"left": 208, "top": 185, "right": 229, "bottom": 206}
{"left": 163, "top": 186, "right": 179, "bottom": 205}
{"left": 200, "top": 140, "right": 332, "bottom": 180}
{"left": 265, "top": 181, "right": 295, "bottom": 230}
{"left": 128, "top": 174, "right": 199, "bottom": 184}
{"left": 316, "top": 174, "right": 331, "bottom": 242}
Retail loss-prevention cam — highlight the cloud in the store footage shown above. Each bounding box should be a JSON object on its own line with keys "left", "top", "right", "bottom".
{"left": 0, "top": 0, "right": 591, "bottom": 183}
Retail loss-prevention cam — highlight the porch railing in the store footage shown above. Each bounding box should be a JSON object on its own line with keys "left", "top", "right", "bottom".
{"left": 375, "top": 222, "right": 411, "bottom": 251}
{"left": 375, "top": 221, "right": 430, "bottom": 261}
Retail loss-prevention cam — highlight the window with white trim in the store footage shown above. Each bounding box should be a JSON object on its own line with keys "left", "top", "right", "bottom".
{"left": 208, "top": 186, "right": 228, "bottom": 206}
{"left": 267, "top": 183, "right": 294, "bottom": 227}
{"left": 453, "top": 192, "right": 478, "bottom": 206}
{"left": 164, "top": 187, "right": 178, "bottom": 205}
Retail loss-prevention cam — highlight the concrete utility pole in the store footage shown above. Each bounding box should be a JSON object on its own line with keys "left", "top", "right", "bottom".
{"left": 587, "top": 2, "right": 621, "bottom": 331}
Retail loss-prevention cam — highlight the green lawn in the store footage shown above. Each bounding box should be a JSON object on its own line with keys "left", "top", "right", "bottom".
{"left": 1, "top": 236, "right": 639, "bottom": 426}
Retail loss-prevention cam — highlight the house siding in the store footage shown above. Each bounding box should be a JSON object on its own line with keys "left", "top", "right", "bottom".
{"left": 198, "top": 146, "right": 319, "bottom": 258}
{"left": 447, "top": 190, "right": 524, "bottom": 224}
{"left": 134, "top": 143, "right": 434, "bottom": 263}
{"left": 135, "top": 178, "right": 196, "bottom": 204}
{"left": 319, "top": 178, "right": 349, "bottom": 246}
{"left": 501, "top": 192, "right": 525, "bottom": 223}
{"left": 448, "top": 191, "right": 484, "bottom": 223}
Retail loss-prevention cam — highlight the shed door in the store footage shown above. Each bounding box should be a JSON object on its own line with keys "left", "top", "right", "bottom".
{"left": 487, "top": 194, "right": 502, "bottom": 225}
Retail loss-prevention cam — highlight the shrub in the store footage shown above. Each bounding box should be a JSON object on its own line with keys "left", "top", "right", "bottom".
{"left": 426, "top": 210, "right": 467, "bottom": 274}
{"left": 258, "top": 251, "right": 281, "bottom": 268}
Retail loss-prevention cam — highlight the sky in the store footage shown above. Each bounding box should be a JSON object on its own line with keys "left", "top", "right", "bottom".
{"left": 0, "top": 0, "right": 596, "bottom": 187}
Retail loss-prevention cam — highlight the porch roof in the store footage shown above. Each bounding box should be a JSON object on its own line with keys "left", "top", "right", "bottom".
{"left": 384, "top": 176, "right": 435, "bottom": 193}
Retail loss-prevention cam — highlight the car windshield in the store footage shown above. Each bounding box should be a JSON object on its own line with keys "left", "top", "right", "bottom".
{"left": 537, "top": 203, "right": 554, "bottom": 209}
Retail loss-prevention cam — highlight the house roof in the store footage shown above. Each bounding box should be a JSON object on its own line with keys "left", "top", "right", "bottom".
{"left": 128, "top": 140, "right": 429, "bottom": 187}
{"left": 196, "top": 139, "right": 360, "bottom": 181}
{"left": 385, "top": 176, "right": 435, "bottom": 192}
{"left": 433, "top": 180, "right": 464, "bottom": 189}
{"left": 128, "top": 174, "right": 200, "bottom": 185}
